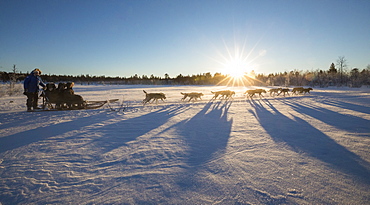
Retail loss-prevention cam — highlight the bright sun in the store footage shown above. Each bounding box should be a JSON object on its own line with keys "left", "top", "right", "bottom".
{"left": 209, "top": 38, "right": 266, "bottom": 86}
{"left": 222, "top": 57, "right": 248, "bottom": 79}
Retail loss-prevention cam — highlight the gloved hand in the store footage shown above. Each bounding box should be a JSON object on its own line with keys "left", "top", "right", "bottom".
{"left": 23, "top": 89, "right": 28, "bottom": 95}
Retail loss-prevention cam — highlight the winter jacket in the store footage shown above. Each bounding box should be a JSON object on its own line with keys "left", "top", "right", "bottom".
{"left": 24, "top": 73, "right": 46, "bottom": 93}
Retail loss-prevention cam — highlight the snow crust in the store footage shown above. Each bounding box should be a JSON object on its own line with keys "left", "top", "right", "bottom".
{"left": 0, "top": 85, "right": 369, "bottom": 204}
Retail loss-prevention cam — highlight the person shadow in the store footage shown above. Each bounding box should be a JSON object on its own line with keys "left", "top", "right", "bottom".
{"left": 249, "top": 99, "right": 370, "bottom": 185}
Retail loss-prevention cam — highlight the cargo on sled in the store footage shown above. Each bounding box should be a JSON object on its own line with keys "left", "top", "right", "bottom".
{"left": 40, "top": 82, "right": 118, "bottom": 111}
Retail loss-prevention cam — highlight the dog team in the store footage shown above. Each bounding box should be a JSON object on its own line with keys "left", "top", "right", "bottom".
{"left": 142, "top": 87, "right": 313, "bottom": 105}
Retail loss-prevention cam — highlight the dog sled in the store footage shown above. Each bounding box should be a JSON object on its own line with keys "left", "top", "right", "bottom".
{"left": 41, "top": 95, "right": 120, "bottom": 111}
{"left": 38, "top": 82, "right": 119, "bottom": 111}
{"left": 41, "top": 95, "right": 119, "bottom": 111}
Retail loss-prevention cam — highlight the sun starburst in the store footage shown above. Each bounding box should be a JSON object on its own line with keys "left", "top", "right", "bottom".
{"left": 211, "top": 40, "right": 266, "bottom": 87}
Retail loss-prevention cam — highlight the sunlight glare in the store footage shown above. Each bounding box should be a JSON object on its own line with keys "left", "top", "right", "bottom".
{"left": 205, "top": 35, "right": 267, "bottom": 87}
{"left": 223, "top": 57, "right": 247, "bottom": 79}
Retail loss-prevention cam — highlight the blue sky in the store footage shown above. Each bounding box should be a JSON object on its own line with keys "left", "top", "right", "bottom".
{"left": 1, "top": 0, "right": 369, "bottom": 78}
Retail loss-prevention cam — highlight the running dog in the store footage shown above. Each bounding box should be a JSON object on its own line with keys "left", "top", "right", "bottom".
{"left": 300, "top": 87, "right": 313, "bottom": 94}
{"left": 142, "top": 90, "right": 166, "bottom": 105}
{"left": 211, "top": 90, "right": 235, "bottom": 100}
{"left": 269, "top": 88, "right": 282, "bottom": 96}
{"left": 181, "top": 92, "right": 204, "bottom": 101}
{"left": 245, "top": 89, "right": 266, "bottom": 98}
{"left": 291, "top": 87, "right": 304, "bottom": 95}
{"left": 277, "top": 88, "right": 290, "bottom": 97}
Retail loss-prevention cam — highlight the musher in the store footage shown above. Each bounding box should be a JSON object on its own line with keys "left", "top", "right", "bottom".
{"left": 23, "top": 68, "right": 46, "bottom": 111}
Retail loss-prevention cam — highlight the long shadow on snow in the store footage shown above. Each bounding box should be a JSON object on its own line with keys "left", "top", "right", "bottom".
{"left": 87, "top": 106, "right": 189, "bottom": 154}
{"left": 0, "top": 111, "right": 111, "bottom": 153}
{"left": 283, "top": 101, "right": 370, "bottom": 135}
{"left": 320, "top": 100, "right": 370, "bottom": 115}
{"left": 0, "top": 111, "right": 47, "bottom": 131}
{"left": 180, "top": 100, "right": 232, "bottom": 167}
{"left": 173, "top": 100, "right": 233, "bottom": 190}
{"left": 249, "top": 99, "right": 370, "bottom": 184}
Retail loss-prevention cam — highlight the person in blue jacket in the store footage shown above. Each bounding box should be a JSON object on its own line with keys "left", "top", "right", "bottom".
{"left": 23, "top": 68, "right": 46, "bottom": 111}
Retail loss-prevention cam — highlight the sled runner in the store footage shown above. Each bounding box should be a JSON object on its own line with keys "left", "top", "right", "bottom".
{"left": 84, "top": 99, "right": 119, "bottom": 109}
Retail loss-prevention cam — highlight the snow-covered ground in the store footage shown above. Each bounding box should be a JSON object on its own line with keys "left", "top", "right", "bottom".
{"left": 0, "top": 85, "right": 369, "bottom": 204}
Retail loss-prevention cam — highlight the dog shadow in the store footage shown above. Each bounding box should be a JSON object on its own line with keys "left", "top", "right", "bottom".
{"left": 173, "top": 100, "right": 232, "bottom": 189}
{"left": 179, "top": 100, "right": 233, "bottom": 167}
{"left": 249, "top": 100, "right": 370, "bottom": 184}
{"left": 283, "top": 101, "right": 370, "bottom": 135}
{"left": 321, "top": 100, "right": 370, "bottom": 115}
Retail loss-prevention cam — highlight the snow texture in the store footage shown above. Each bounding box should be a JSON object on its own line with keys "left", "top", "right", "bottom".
{"left": 0, "top": 85, "right": 369, "bottom": 204}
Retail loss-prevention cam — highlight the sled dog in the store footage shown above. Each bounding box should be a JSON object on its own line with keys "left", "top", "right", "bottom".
{"left": 300, "top": 87, "right": 313, "bottom": 94}
{"left": 142, "top": 90, "right": 166, "bottom": 105}
{"left": 211, "top": 90, "right": 235, "bottom": 100}
{"left": 269, "top": 88, "right": 281, "bottom": 96}
{"left": 291, "top": 87, "right": 304, "bottom": 95}
{"left": 277, "top": 88, "right": 290, "bottom": 97}
{"left": 181, "top": 92, "right": 204, "bottom": 101}
{"left": 245, "top": 89, "right": 266, "bottom": 98}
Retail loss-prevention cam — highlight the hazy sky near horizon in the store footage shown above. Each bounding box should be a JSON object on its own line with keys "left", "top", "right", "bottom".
{"left": 1, "top": 0, "right": 369, "bottom": 78}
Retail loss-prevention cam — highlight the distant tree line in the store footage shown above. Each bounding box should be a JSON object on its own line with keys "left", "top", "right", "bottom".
{"left": 2, "top": 58, "right": 370, "bottom": 88}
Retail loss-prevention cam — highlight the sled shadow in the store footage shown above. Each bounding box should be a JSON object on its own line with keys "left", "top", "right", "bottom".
{"left": 0, "top": 111, "right": 111, "bottom": 153}
{"left": 0, "top": 106, "right": 187, "bottom": 154}
{"left": 0, "top": 111, "right": 48, "bottom": 130}
{"left": 249, "top": 100, "right": 370, "bottom": 184}
{"left": 86, "top": 106, "right": 189, "bottom": 154}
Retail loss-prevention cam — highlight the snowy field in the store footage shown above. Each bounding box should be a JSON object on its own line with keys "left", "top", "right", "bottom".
{"left": 0, "top": 85, "right": 369, "bottom": 204}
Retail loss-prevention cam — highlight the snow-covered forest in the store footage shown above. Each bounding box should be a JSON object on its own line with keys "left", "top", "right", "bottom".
{"left": 1, "top": 60, "right": 370, "bottom": 87}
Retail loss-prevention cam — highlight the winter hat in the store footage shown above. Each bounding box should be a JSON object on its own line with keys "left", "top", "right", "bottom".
{"left": 33, "top": 68, "right": 42, "bottom": 74}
